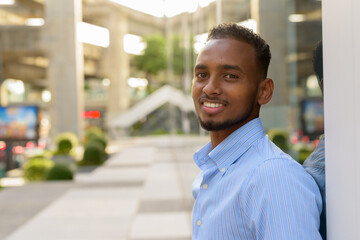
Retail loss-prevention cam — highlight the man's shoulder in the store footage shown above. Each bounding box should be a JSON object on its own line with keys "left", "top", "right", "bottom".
{"left": 246, "top": 137, "right": 314, "bottom": 185}
{"left": 240, "top": 154, "right": 321, "bottom": 204}
{"left": 243, "top": 153, "right": 318, "bottom": 197}
{"left": 249, "top": 134, "right": 297, "bottom": 166}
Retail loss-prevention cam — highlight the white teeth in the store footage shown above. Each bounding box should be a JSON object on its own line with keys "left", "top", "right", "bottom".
{"left": 204, "top": 102, "right": 223, "bottom": 108}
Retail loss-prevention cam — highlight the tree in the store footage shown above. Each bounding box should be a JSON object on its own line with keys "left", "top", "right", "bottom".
{"left": 172, "top": 34, "right": 188, "bottom": 76}
{"left": 134, "top": 34, "right": 166, "bottom": 92}
{"left": 134, "top": 34, "right": 195, "bottom": 93}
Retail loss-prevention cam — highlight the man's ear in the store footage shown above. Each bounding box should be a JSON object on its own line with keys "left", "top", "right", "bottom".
{"left": 257, "top": 78, "right": 274, "bottom": 105}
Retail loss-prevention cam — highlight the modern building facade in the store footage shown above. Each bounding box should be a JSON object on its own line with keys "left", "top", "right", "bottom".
{"left": 4, "top": 1, "right": 360, "bottom": 238}
{"left": 0, "top": 0, "right": 322, "bottom": 140}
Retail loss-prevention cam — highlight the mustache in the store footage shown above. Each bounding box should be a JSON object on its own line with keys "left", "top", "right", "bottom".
{"left": 199, "top": 96, "right": 229, "bottom": 105}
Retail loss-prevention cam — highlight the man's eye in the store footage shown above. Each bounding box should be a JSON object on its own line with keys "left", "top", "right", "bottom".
{"left": 224, "top": 74, "right": 238, "bottom": 79}
{"left": 196, "top": 73, "right": 207, "bottom": 78}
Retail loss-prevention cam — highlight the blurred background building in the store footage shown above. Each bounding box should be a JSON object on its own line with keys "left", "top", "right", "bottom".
{"left": 0, "top": 0, "right": 323, "bottom": 170}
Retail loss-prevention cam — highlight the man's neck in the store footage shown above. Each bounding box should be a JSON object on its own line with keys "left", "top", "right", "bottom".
{"left": 210, "top": 127, "right": 238, "bottom": 148}
{"left": 209, "top": 118, "right": 259, "bottom": 148}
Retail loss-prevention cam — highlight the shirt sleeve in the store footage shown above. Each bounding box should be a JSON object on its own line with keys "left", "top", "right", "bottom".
{"left": 240, "top": 158, "right": 323, "bottom": 240}
{"left": 303, "top": 136, "right": 326, "bottom": 199}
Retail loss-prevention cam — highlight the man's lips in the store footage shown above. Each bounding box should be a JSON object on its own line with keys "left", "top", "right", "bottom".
{"left": 203, "top": 101, "right": 224, "bottom": 108}
{"left": 199, "top": 97, "right": 227, "bottom": 114}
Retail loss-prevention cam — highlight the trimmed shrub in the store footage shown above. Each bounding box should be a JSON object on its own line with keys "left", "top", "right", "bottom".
{"left": 88, "top": 136, "right": 106, "bottom": 152}
{"left": 152, "top": 129, "right": 168, "bottom": 135}
{"left": 57, "top": 139, "right": 73, "bottom": 155}
{"left": 78, "top": 142, "right": 104, "bottom": 166}
{"left": 297, "top": 148, "right": 313, "bottom": 165}
{"left": 55, "top": 132, "right": 79, "bottom": 151}
{"left": 267, "top": 128, "right": 289, "bottom": 153}
{"left": 85, "top": 126, "right": 104, "bottom": 139}
{"left": 84, "top": 127, "right": 108, "bottom": 160}
{"left": 23, "top": 158, "right": 54, "bottom": 181}
{"left": 84, "top": 127, "right": 107, "bottom": 148}
{"left": 51, "top": 154, "right": 77, "bottom": 172}
{"left": 29, "top": 150, "right": 54, "bottom": 160}
{"left": 46, "top": 163, "right": 74, "bottom": 181}
{"left": 272, "top": 134, "right": 288, "bottom": 151}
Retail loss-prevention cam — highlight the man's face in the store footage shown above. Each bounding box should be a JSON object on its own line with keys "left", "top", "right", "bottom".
{"left": 192, "top": 38, "right": 262, "bottom": 132}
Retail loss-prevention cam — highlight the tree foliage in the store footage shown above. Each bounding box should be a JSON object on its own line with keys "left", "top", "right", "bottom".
{"left": 171, "top": 34, "right": 195, "bottom": 77}
{"left": 134, "top": 33, "right": 195, "bottom": 92}
{"left": 134, "top": 34, "right": 166, "bottom": 76}
{"left": 172, "top": 34, "right": 185, "bottom": 76}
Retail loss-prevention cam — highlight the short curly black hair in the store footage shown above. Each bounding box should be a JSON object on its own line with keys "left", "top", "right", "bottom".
{"left": 207, "top": 23, "right": 271, "bottom": 78}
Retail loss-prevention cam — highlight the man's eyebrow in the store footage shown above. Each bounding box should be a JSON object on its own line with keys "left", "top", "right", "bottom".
{"left": 194, "top": 64, "right": 207, "bottom": 70}
{"left": 221, "top": 64, "right": 244, "bottom": 73}
{"left": 194, "top": 64, "right": 245, "bottom": 73}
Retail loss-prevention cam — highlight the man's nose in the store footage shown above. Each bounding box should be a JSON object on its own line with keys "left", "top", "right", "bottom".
{"left": 203, "top": 77, "right": 222, "bottom": 96}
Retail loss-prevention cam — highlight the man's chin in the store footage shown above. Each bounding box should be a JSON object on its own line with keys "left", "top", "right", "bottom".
{"left": 199, "top": 120, "right": 232, "bottom": 132}
{"left": 198, "top": 114, "right": 254, "bottom": 132}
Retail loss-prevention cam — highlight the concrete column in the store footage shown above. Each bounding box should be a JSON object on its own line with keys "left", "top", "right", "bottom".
{"left": 44, "top": 0, "right": 84, "bottom": 140}
{"left": 103, "top": 12, "right": 130, "bottom": 122}
{"left": 165, "top": 17, "right": 177, "bottom": 135}
{"left": 0, "top": 43, "right": 3, "bottom": 106}
{"left": 250, "top": 0, "right": 259, "bottom": 30}
{"left": 323, "top": 0, "right": 360, "bottom": 238}
{"left": 181, "top": 13, "right": 191, "bottom": 95}
{"left": 257, "top": 0, "right": 289, "bottom": 103}
{"left": 256, "top": 0, "right": 292, "bottom": 131}
{"left": 181, "top": 13, "right": 191, "bottom": 134}
{"left": 216, "top": 0, "right": 222, "bottom": 25}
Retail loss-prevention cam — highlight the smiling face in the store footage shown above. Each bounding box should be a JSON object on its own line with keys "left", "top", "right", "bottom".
{"left": 192, "top": 38, "right": 267, "bottom": 135}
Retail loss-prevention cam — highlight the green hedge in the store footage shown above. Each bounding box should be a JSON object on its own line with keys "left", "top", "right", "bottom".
{"left": 85, "top": 127, "right": 106, "bottom": 143}
{"left": 78, "top": 142, "right": 104, "bottom": 166}
{"left": 297, "top": 148, "right": 313, "bottom": 165}
{"left": 57, "top": 139, "right": 73, "bottom": 155}
{"left": 23, "top": 157, "right": 54, "bottom": 181}
{"left": 55, "top": 132, "right": 79, "bottom": 148}
{"left": 80, "top": 127, "right": 108, "bottom": 165}
{"left": 88, "top": 136, "right": 107, "bottom": 152}
{"left": 46, "top": 163, "right": 74, "bottom": 181}
{"left": 267, "top": 128, "right": 289, "bottom": 153}
{"left": 54, "top": 132, "right": 79, "bottom": 156}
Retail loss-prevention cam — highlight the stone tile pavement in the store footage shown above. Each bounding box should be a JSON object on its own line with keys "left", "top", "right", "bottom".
{"left": 0, "top": 135, "right": 209, "bottom": 240}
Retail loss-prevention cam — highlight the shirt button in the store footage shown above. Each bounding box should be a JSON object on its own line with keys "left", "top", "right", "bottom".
{"left": 197, "top": 220, "right": 202, "bottom": 226}
{"left": 203, "top": 184, "right": 208, "bottom": 190}
{"left": 220, "top": 168, "right": 226, "bottom": 172}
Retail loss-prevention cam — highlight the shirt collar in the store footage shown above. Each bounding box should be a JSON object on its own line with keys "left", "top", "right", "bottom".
{"left": 193, "top": 141, "right": 214, "bottom": 171}
{"left": 193, "top": 118, "right": 266, "bottom": 175}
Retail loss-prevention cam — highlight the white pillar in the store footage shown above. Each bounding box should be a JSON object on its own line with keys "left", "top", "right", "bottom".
{"left": 165, "top": 17, "right": 177, "bottom": 135}
{"left": 323, "top": 0, "right": 360, "bottom": 239}
{"left": 104, "top": 12, "right": 130, "bottom": 122}
{"left": 181, "top": 13, "right": 191, "bottom": 134}
{"left": 44, "top": 0, "right": 84, "bottom": 140}
{"left": 256, "top": 0, "right": 292, "bottom": 131}
{"left": 250, "top": 0, "right": 259, "bottom": 32}
{"left": 216, "top": 0, "right": 222, "bottom": 25}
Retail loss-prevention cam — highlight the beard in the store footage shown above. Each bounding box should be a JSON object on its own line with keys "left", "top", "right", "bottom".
{"left": 198, "top": 101, "right": 257, "bottom": 132}
{"left": 199, "top": 116, "right": 249, "bottom": 132}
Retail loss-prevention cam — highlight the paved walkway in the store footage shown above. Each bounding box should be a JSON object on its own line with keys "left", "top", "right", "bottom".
{"left": 0, "top": 135, "right": 208, "bottom": 240}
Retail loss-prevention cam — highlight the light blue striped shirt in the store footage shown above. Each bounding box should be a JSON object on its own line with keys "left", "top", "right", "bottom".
{"left": 192, "top": 118, "right": 322, "bottom": 240}
{"left": 303, "top": 135, "right": 326, "bottom": 239}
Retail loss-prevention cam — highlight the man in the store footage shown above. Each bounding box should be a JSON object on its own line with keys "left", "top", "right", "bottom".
{"left": 191, "top": 23, "right": 322, "bottom": 239}
{"left": 303, "top": 40, "right": 326, "bottom": 239}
